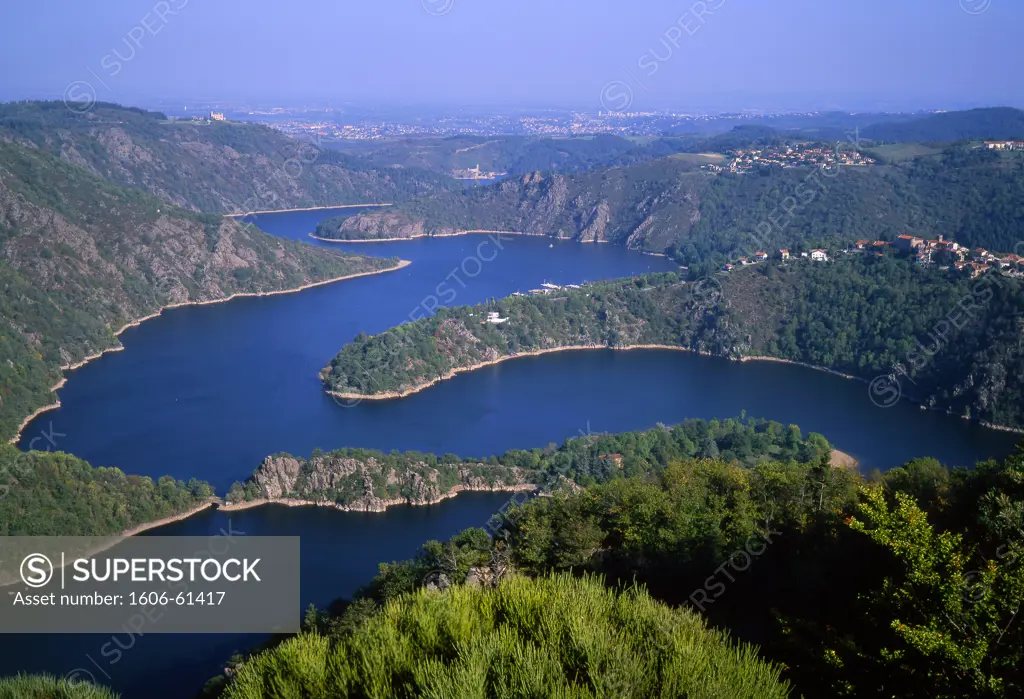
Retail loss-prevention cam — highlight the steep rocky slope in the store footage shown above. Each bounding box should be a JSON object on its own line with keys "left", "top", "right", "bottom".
{"left": 226, "top": 449, "right": 535, "bottom": 512}
{"left": 0, "top": 102, "right": 455, "bottom": 213}
{"left": 318, "top": 147, "right": 1024, "bottom": 263}
{"left": 0, "top": 138, "right": 401, "bottom": 440}
{"left": 320, "top": 159, "right": 713, "bottom": 250}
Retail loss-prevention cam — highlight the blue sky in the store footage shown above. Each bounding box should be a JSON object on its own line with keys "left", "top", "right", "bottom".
{"left": 1, "top": 0, "right": 1021, "bottom": 111}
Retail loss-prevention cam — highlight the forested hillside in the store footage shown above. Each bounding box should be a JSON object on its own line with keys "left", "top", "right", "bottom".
{"left": 317, "top": 145, "right": 1024, "bottom": 264}
{"left": 0, "top": 138, "right": 401, "bottom": 441}
{"left": 207, "top": 417, "right": 1024, "bottom": 698}
{"left": 0, "top": 102, "right": 455, "bottom": 213}
{"left": 227, "top": 417, "right": 834, "bottom": 508}
{"left": 317, "top": 157, "right": 714, "bottom": 251}
{"left": 716, "top": 255, "right": 1024, "bottom": 429}
{"left": 0, "top": 444, "right": 212, "bottom": 536}
{"left": 324, "top": 258, "right": 1024, "bottom": 430}
{"left": 862, "top": 106, "right": 1024, "bottom": 143}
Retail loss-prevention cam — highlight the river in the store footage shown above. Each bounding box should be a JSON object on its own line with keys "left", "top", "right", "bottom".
{"left": 6, "top": 206, "right": 1021, "bottom": 697}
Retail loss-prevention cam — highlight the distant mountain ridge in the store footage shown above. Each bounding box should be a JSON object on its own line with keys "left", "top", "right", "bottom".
{"left": 862, "top": 107, "right": 1024, "bottom": 143}
{"left": 0, "top": 101, "right": 456, "bottom": 213}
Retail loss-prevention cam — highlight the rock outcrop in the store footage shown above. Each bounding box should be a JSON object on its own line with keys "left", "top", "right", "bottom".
{"left": 233, "top": 451, "right": 537, "bottom": 512}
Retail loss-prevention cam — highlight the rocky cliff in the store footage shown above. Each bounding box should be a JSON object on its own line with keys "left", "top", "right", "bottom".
{"left": 228, "top": 451, "right": 537, "bottom": 512}
{"left": 317, "top": 161, "right": 712, "bottom": 251}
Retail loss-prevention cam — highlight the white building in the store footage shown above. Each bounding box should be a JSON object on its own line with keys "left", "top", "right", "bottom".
{"left": 810, "top": 249, "right": 829, "bottom": 262}
{"left": 486, "top": 311, "right": 508, "bottom": 325}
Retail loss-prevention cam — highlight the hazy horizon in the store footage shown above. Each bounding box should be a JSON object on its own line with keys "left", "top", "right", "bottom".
{"left": 2, "top": 0, "right": 1022, "bottom": 114}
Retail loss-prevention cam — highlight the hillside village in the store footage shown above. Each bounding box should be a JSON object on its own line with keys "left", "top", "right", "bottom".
{"left": 717, "top": 235, "right": 1024, "bottom": 280}
{"left": 701, "top": 143, "right": 876, "bottom": 173}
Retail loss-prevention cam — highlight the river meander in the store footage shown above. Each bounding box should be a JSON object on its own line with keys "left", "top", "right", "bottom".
{"left": 6, "top": 207, "right": 1020, "bottom": 697}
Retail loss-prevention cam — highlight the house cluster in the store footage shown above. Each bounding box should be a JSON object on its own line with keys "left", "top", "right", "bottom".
{"left": 852, "top": 236, "right": 1024, "bottom": 279}
{"left": 705, "top": 143, "right": 875, "bottom": 173}
{"left": 954, "top": 249, "right": 1024, "bottom": 279}
{"left": 985, "top": 141, "right": 1024, "bottom": 151}
{"left": 722, "top": 248, "right": 826, "bottom": 271}
{"left": 528, "top": 282, "right": 582, "bottom": 296}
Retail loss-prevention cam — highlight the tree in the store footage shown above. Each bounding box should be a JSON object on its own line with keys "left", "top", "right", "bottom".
{"left": 846, "top": 486, "right": 1024, "bottom": 698}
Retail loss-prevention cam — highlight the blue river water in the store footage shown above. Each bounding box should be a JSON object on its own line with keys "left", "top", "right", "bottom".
{"left": 6, "top": 206, "right": 1021, "bottom": 697}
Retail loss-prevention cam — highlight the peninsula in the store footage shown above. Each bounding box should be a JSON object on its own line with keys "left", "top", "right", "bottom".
{"left": 223, "top": 417, "right": 839, "bottom": 513}
{"left": 323, "top": 259, "right": 1024, "bottom": 432}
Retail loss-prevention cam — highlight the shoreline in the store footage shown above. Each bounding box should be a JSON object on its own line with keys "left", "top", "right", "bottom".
{"left": 328, "top": 344, "right": 1024, "bottom": 436}
{"left": 226, "top": 203, "right": 393, "bottom": 217}
{"left": 738, "top": 355, "right": 862, "bottom": 382}
{"left": 309, "top": 229, "right": 537, "bottom": 244}
{"left": 0, "top": 501, "right": 217, "bottom": 589}
{"left": 217, "top": 483, "right": 537, "bottom": 515}
{"left": 741, "top": 355, "right": 1024, "bottom": 436}
{"left": 9, "top": 259, "right": 412, "bottom": 445}
{"left": 327, "top": 344, "right": 714, "bottom": 402}
{"left": 119, "top": 500, "right": 217, "bottom": 537}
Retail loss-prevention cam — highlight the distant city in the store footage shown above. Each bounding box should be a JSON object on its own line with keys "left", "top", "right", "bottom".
{"left": 148, "top": 102, "right": 941, "bottom": 140}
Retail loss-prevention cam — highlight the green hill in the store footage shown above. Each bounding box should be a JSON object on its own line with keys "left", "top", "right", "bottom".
{"left": 223, "top": 573, "right": 791, "bottom": 699}
{"left": 862, "top": 107, "right": 1024, "bottom": 143}
{"left": 0, "top": 443, "right": 211, "bottom": 536}
{"left": 297, "top": 442, "right": 1024, "bottom": 698}
{"left": 323, "top": 257, "right": 1024, "bottom": 430}
{"left": 0, "top": 101, "right": 455, "bottom": 213}
{"left": 0, "top": 138, "right": 401, "bottom": 441}
{"left": 316, "top": 144, "right": 1024, "bottom": 264}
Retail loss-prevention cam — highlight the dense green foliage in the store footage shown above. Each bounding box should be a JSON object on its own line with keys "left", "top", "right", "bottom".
{"left": 230, "top": 417, "right": 834, "bottom": 506}
{"left": 326, "top": 257, "right": 1024, "bottom": 429}
{"left": 0, "top": 674, "right": 118, "bottom": 699}
{"left": 0, "top": 444, "right": 212, "bottom": 535}
{"left": 224, "top": 573, "right": 791, "bottom": 699}
{"left": 297, "top": 441, "right": 1024, "bottom": 698}
{"left": 0, "top": 138, "right": 398, "bottom": 441}
{"left": 0, "top": 101, "right": 454, "bottom": 213}
{"left": 715, "top": 255, "right": 1024, "bottom": 429}
{"left": 323, "top": 272, "right": 689, "bottom": 396}
{"left": 318, "top": 144, "right": 1024, "bottom": 267}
